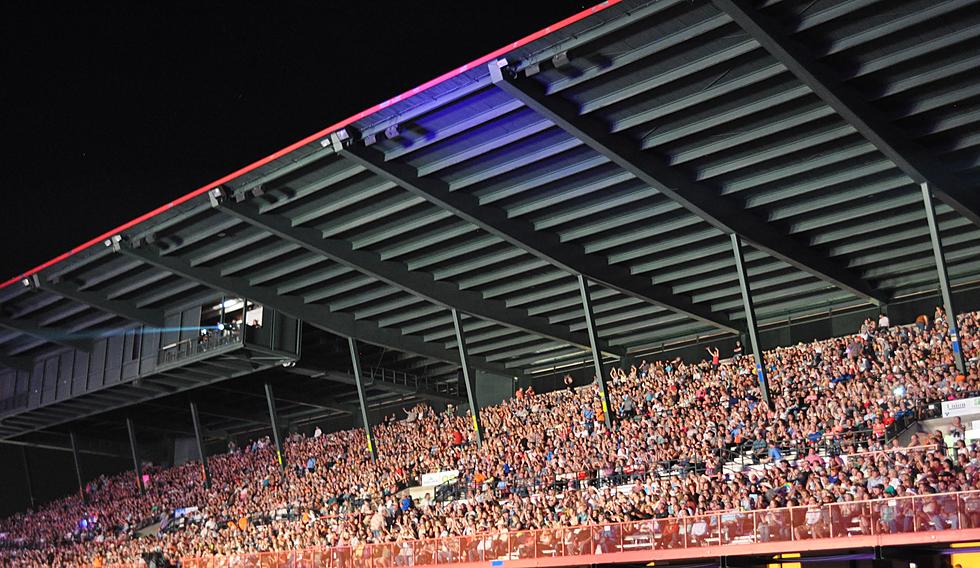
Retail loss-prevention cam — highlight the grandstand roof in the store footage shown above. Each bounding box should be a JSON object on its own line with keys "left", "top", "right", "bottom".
{"left": 1, "top": 0, "right": 979, "bottom": 386}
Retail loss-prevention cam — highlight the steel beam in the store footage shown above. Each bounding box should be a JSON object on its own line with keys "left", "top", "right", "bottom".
{"left": 451, "top": 308, "right": 484, "bottom": 447}
{"left": 348, "top": 338, "right": 378, "bottom": 461}
{"left": 126, "top": 417, "right": 145, "bottom": 496}
{"left": 117, "top": 238, "right": 516, "bottom": 377}
{"left": 488, "top": 61, "right": 887, "bottom": 307}
{"left": 69, "top": 431, "right": 85, "bottom": 501}
{"left": 922, "top": 183, "right": 968, "bottom": 374}
{"left": 39, "top": 277, "right": 165, "bottom": 327}
{"left": 731, "top": 234, "right": 773, "bottom": 409}
{"left": 339, "top": 143, "right": 740, "bottom": 335}
{"left": 0, "top": 315, "right": 92, "bottom": 352}
{"left": 265, "top": 382, "right": 285, "bottom": 470}
{"left": 712, "top": 0, "right": 980, "bottom": 228}
{"left": 217, "top": 197, "right": 614, "bottom": 355}
{"left": 578, "top": 275, "right": 613, "bottom": 428}
{"left": 189, "top": 401, "right": 212, "bottom": 488}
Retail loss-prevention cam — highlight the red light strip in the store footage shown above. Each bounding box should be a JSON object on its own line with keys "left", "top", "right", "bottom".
{"left": 0, "top": 0, "right": 621, "bottom": 291}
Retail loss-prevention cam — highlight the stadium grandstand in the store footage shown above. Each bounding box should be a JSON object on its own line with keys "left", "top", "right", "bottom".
{"left": 2, "top": 0, "right": 980, "bottom": 567}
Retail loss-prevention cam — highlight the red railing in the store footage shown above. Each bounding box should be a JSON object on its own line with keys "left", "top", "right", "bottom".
{"left": 131, "top": 489, "right": 980, "bottom": 568}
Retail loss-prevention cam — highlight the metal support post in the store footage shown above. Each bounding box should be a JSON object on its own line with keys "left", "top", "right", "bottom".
{"left": 265, "top": 382, "right": 286, "bottom": 470}
{"left": 125, "top": 417, "right": 145, "bottom": 495}
{"left": 451, "top": 308, "right": 484, "bottom": 447}
{"left": 348, "top": 337, "right": 378, "bottom": 461}
{"left": 731, "top": 234, "right": 773, "bottom": 409}
{"left": 189, "top": 401, "right": 211, "bottom": 488}
{"left": 922, "top": 183, "right": 967, "bottom": 374}
{"left": 21, "top": 447, "right": 36, "bottom": 509}
{"left": 578, "top": 274, "right": 613, "bottom": 428}
{"left": 69, "top": 432, "right": 85, "bottom": 502}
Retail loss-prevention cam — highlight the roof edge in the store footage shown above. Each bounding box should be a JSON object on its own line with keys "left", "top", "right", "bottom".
{"left": 0, "top": 0, "right": 623, "bottom": 290}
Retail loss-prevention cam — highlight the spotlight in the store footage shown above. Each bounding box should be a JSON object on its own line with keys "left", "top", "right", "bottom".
{"left": 384, "top": 125, "right": 400, "bottom": 140}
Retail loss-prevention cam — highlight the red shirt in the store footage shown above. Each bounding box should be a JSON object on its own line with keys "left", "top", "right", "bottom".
{"left": 451, "top": 431, "right": 463, "bottom": 445}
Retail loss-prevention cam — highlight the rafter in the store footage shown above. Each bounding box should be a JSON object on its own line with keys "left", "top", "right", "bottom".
{"left": 712, "top": 0, "right": 980, "bottom": 228}
{"left": 0, "top": 314, "right": 92, "bottom": 352}
{"left": 338, "top": 143, "right": 740, "bottom": 335}
{"left": 488, "top": 60, "right": 888, "bottom": 307}
{"left": 38, "top": 276, "right": 165, "bottom": 327}
{"left": 216, "top": 196, "right": 617, "bottom": 356}
{"left": 116, "top": 238, "right": 516, "bottom": 378}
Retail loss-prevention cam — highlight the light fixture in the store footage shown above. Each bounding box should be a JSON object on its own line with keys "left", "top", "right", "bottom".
{"left": 211, "top": 298, "right": 244, "bottom": 312}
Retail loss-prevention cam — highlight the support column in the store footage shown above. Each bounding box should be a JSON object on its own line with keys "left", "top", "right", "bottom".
{"left": 189, "top": 401, "right": 211, "bottom": 488}
{"left": 265, "top": 382, "right": 285, "bottom": 470}
{"left": 451, "top": 308, "right": 484, "bottom": 447}
{"left": 69, "top": 432, "right": 86, "bottom": 502}
{"left": 348, "top": 337, "right": 378, "bottom": 461}
{"left": 731, "top": 234, "right": 773, "bottom": 409}
{"left": 922, "top": 182, "right": 968, "bottom": 374}
{"left": 578, "top": 274, "right": 613, "bottom": 428}
{"left": 20, "top": 447, "right": 36, "bottom": 510}
{"left": 125, "top": 417, "right": 145, "bottom": 496}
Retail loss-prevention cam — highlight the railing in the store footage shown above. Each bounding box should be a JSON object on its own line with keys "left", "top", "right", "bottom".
{"left": 366, "top": 367, "right": 460, "bottom": 398}
{"left": 160, "top": 490, "right": 980, "bottom": 568}
{"left": 158, "top": 326, "right": 243, "bottom": 366}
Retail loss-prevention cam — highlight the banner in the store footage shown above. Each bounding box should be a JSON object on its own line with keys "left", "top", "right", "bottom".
{"left": 942, "top": 396, "right": 980, "bottom": 418}
{"left": 421, "top": 470, "right": 459, "bottom": 487}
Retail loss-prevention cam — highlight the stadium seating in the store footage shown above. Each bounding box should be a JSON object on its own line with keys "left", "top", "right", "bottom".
{"left": 1, "top": 307, "right": 978, "bottom": 567}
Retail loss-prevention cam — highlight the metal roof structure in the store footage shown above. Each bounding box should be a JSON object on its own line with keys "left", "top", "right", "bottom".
{"left": 1, "top": 0, "right": 979, "bottom": 443}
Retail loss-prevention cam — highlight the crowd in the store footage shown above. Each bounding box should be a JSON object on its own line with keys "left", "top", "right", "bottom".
{"left": 1, "top": 307, "right": 979, "bottom": 566}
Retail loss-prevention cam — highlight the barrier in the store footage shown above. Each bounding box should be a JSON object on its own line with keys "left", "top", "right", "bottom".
{"left": 158, "top": 490, "right": 980, "bottom": 568}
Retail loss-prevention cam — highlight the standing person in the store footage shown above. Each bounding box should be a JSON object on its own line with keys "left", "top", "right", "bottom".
{"left": 563, "top": 374, "right": 574, "bottom": 392}
{"left": 706, "top": 346, "right": 720, "bottom": 369}
{"left": 732, "top": 341, "right": 743, "bottom": 360}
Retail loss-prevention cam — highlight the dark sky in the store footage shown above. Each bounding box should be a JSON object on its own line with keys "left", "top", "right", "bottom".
{"left": 0, "top": 2, "right": 589, "bottom": 280}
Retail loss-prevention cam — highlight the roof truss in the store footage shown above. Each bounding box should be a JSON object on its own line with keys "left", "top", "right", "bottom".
{"left": 37, "top": 276, "right": 165, "bottom": 327}
{"left": 215, "top": 194, "right": 617, "bottom": 356}
{"left": 115, "top": 238, "right": 517, "bottom": 378}
{"left": 712, "top": 0, "right": 980, "bottom": 227}
{"left": 338, "top": 141, "right": 741, "bottom": 335}
{"left": 488, "top": 60, "right": 889, "bottom": 307}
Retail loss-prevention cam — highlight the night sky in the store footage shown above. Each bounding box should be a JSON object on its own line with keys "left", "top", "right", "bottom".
{"left": 0, "top": 2, "right": 589, "bottom": 280}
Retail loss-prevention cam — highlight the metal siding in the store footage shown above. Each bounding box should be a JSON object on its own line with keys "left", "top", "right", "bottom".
{"left": 87, "top": 339, "right": 107, "bottom": 390}
{"left": 57, "top": 351, "right": 74, "bottom": 400}
{"left": 104, "top": 334, "right": 124, "bottom": 384}
{"left": 161, "top": 313, "right": 181, "bottom": 347}
{"left": 72, "top": 350, "right": 90, "bottom": 396}
{"left": 0, "top": 369, "right": 14, "bottom": 402}
{"left": 122, "top": 329, "right": 140, "bottom": 380}
{"left": 28, "top": 362, "right": 43, "bottom": 407}
{"left": 139, "top": 329, "right": 160, "bottom": 375}
{"left": 180, "top": 306, "right": 202, "bottom": 342}
{"left": 42, "top": 357, "right": 59, "bottom": 404}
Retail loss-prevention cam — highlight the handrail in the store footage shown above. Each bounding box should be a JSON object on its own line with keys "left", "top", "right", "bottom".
{"left": 156, "top": 489, "right": 980, "bottom": 568}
